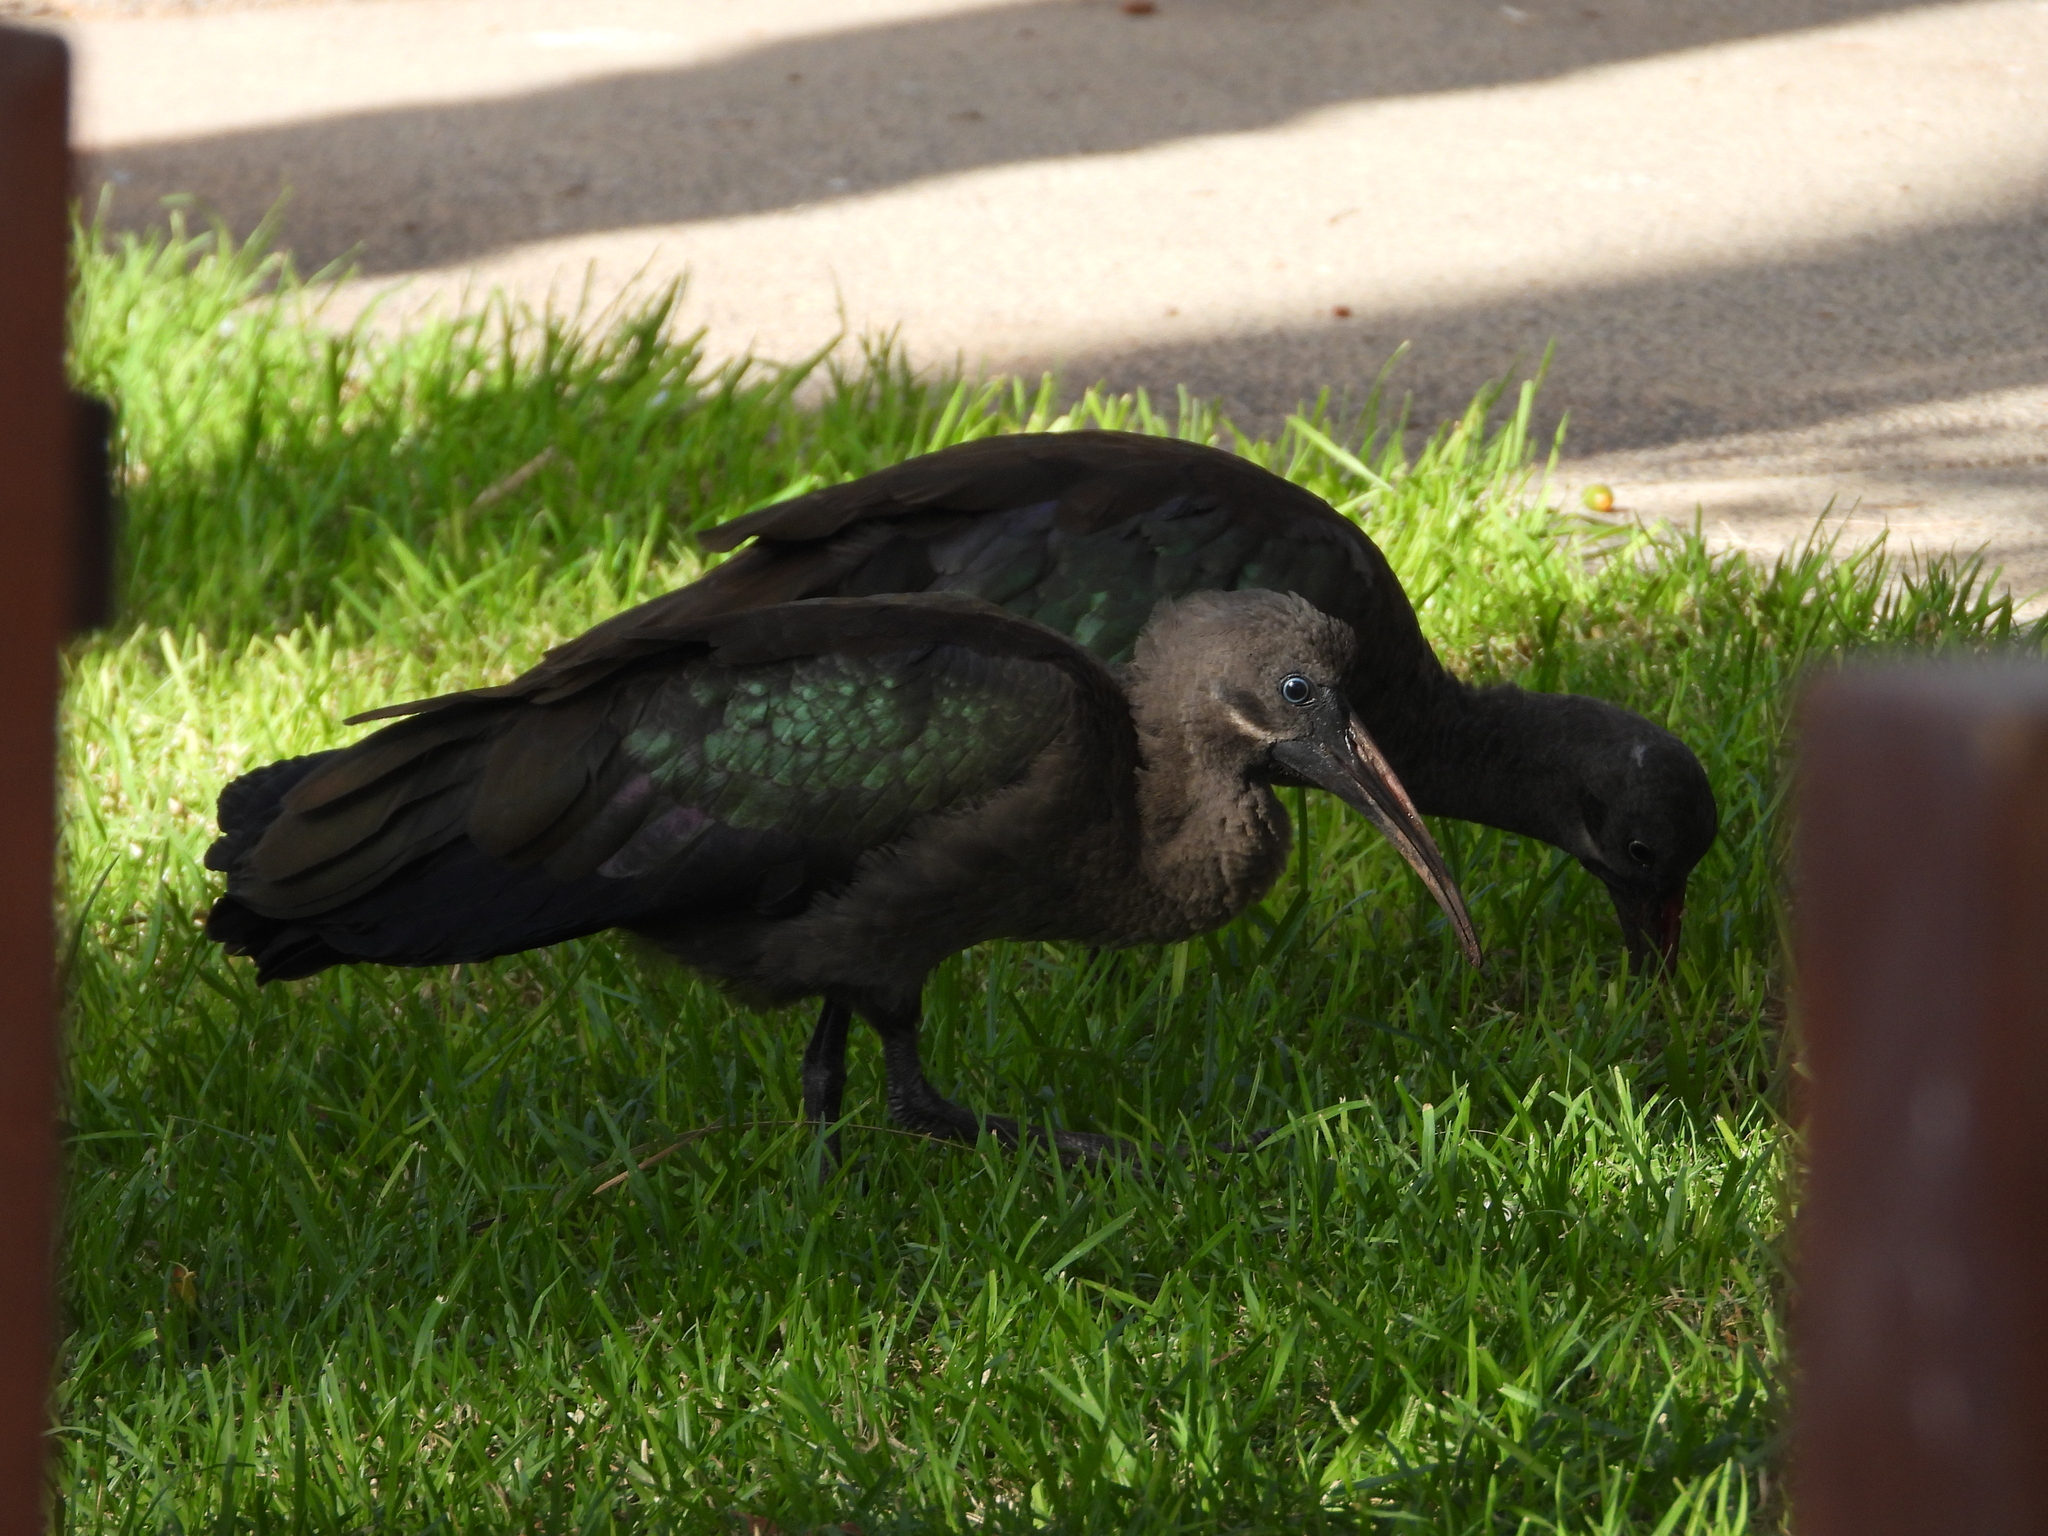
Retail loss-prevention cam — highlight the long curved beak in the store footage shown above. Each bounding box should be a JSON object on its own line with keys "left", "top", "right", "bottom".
{"left": 1271, "top": 715, "right": 1483, "bottom": 968}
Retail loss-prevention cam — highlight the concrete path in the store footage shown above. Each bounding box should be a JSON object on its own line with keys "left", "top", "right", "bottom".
{"left": 33, "top": 0, "right": 2048, "bottom": 602}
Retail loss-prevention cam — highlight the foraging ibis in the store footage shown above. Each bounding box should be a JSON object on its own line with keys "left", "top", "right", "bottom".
{"left": 206, "top": 591, "right": 1477, "bottom": 1157}
{"left": 564, "top": 431, "right": 1715, "bottom": 966}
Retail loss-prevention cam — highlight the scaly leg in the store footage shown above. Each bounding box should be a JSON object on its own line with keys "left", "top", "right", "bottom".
{"left": 864, "top": 997, "right": 1132, "bottom": 1162}
{"left": 802, "top": 998, "right": 852, "bottom": 1165}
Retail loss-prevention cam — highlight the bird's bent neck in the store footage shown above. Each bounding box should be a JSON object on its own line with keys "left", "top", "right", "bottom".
{"left": 1120, "top": 694, "right": 1292, "bottom": 943}
{"left": 1391, "top": 681, "right": 1582, "bottom": 848}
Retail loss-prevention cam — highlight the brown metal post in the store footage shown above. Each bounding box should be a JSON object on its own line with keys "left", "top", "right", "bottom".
{"left": 0, "top": 26, "right": 71, "bottom": 1536}
{"left": 1794, "top": 665, "right": 2048, "bottom": 1535}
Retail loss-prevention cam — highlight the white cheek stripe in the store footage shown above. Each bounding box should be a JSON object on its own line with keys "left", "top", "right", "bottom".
{"left": 1216, "top": 698, "right": 1277, "bottom": 742}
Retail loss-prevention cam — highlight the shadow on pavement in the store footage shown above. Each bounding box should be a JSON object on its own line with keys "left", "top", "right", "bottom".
{"left": 85, "top": 0, "right": 1958, "bottom": 276}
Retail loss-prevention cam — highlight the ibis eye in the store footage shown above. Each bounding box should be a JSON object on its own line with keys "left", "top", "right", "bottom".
{"left": 1627, "top": 839, "right": 1655, "bottom": 867}
{"left": 1280, "top": 674, "right": 1315, "bottom": 706}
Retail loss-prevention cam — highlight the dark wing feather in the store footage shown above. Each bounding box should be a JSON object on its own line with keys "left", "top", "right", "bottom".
{"left": 522, "top": 433, "right": 1449, "bottom": 749}
{"left": 208, "top": 596, "right": 1119, "bottom": 981}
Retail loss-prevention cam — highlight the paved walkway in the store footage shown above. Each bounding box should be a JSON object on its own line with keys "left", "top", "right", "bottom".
{"left": 36, "top": 0, "right": 2048, "bottom": 603}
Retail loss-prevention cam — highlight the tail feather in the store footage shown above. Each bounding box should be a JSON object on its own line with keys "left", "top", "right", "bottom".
{"left": 205, "top": 752, "right": 339, "bottom": 874}
{"left": 205, "top": 751, "right": 352, "bottom": 981}
{"left": 203, "top": 897, "right": 352, "bottom": 982}
{"left": 204, "top": 748, "right": 840, "bottom": 984}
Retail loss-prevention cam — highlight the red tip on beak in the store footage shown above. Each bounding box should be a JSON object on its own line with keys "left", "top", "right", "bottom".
{"left": 1657, "top": 894, "right": 1685, "bottom": 969}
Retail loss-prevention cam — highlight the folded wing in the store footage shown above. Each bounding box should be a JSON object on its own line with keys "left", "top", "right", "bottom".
{"left": 207, "top": 598, "right": 1106, "bottom": 981}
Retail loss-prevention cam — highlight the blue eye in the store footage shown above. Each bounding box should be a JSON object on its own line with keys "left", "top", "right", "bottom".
{"left": 1280, "top": 675, "right": 1314, "bottom": 706}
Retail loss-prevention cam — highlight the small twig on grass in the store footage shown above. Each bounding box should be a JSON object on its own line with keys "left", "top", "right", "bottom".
{"left": 730, "top": 1514, "right": 862, "bottom": 1536}
{"left": 589, "top": 1118, "right": 981, "bottom": 1195}
{"left": 469, "top": 445, "right": 561, "bottom": 511}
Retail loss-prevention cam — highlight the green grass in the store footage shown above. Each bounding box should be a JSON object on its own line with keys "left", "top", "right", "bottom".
{"left": 53, "top": 217, "right": 2045, "bottom": 1535}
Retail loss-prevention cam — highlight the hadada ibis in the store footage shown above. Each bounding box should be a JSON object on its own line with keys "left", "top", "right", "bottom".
{"left": 206, "top": 590, "right": 1478, "bottom": 1158}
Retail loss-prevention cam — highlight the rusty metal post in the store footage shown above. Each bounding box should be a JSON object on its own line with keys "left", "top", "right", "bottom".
{"left": 0, "top": 25, "right": 70, "bottom": 1536}
{"left": 1794, "top": 664, "right": 2048, "bottom": 1535}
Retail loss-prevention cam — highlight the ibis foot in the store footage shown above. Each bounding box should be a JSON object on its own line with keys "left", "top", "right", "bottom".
{"left": 816, "top": 996, "right": 1271, "bottom": 1166}
{"left": 869, "top": 1000, "right": 1139, "bottom": 1164}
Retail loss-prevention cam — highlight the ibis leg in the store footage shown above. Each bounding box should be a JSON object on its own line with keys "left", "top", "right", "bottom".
{"left": 802, "top": 999, "right": 852, "bottom": 1162}
{"left": 866, "top": 999, "right": 1130, "bottom": 1162}
{"left": 866, "top": 999, "right": 1003, "bottom": 1144}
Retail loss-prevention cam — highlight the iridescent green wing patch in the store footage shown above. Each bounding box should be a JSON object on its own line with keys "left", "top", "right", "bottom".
{"left": 621, "top": 642, "right": 1073, "bottom": 852}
